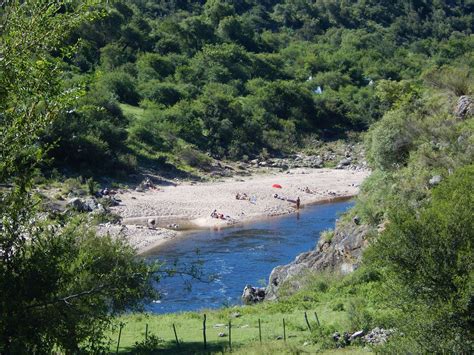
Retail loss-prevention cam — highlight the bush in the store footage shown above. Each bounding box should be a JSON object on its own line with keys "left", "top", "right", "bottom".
{"left": 131, "top": 334, "right": 163, "bottom": 354}
{"left": 178, "top": 146, "right": 212, "bottom": 169}
{"left": 347, "top": 298, "right": 373, "bottom": 331}
{"left": 139, "top": 81, "right": 183, "bottom": 106}
{"left": 365, "top": 108, "right": 418, "bottom": 170}
{"left": 365, "top": 165, "right": 474, "bottom": 352}
{"left": 320, "top": 229, "right": 334, "bottom": 243}
{"left": 86, "top": 177, "right": 98, "bottom": 196}
{"left": 96, "top": 71, "right": 140, "bottom": 105}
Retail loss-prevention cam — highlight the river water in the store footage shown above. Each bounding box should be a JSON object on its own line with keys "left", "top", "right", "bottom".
{"left": 145, "top": 200, "right": 353, "bottom": 314}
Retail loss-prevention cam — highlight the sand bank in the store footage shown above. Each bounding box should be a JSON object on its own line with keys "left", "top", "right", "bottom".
{"left": 100, "top": 168, "right": 369, "bottom": 254}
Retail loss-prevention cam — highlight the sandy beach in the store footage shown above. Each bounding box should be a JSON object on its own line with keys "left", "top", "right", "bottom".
{"left": 99, "top": 168, "right": 369, "bottom": 254}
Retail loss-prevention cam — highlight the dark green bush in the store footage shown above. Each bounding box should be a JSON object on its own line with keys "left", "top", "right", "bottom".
{"left": 365, "top": 165, "right": 474, "bottom": 353}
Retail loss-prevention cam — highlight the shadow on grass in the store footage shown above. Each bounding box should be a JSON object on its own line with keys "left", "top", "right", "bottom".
{"left": 119, "top": 340, "right": 229, "bottom": 354}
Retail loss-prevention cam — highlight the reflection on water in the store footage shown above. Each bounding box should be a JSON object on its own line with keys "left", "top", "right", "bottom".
{"left": 145, "top": 200, "right": 353, "bottom": 314}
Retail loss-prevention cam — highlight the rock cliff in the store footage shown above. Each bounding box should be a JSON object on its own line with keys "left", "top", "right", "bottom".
{"left": 265, "top": 219, "right": 370, "bottom": 300}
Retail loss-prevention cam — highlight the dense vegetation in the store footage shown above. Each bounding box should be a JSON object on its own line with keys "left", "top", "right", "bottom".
{"left": 350, "top": 65, "right": 474, "bottom": 352}
{"left": 0, "top": 3, "right": 156, "bottom": 353}
{"left": 1, "top": 0, "right": 473, "bottom": 353}
{"left": 36, "top": 0, "right": 473, "bottom": 175}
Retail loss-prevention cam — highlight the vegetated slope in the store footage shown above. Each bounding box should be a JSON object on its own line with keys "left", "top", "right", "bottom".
{"left": 39, "top": 0, "right": 473, "bottom": 176}
{"left": 266, "top": 67, "right": 474, "bottom": 352}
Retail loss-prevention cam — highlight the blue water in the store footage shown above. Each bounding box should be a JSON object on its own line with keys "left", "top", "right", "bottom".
{"left": 145, "top": 200, "right": 353, "bottom": 314}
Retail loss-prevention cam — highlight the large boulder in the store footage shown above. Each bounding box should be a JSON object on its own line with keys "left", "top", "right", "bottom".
{"left": 336, "top": 157, "right": 352, "bottom": 169}
{"left": 266, "top": 221, "right": 370, "bottom": 300}
{"left": 241, "top": 285, "right": 266, "bottom": 304}
{"left": 67, "top": 197, "right": 101, "bottom": 212}
{"left": 67, "top": 197, "right": 87, "bottom": 212}
{"left": 83, "top": 198, "right": 98, "bottom": 212}
{"left": 304, "top": 155, "right": 324, "bottom": 168}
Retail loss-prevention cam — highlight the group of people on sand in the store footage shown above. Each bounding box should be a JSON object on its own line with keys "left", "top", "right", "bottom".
{"left": 214, "top": 188, "right": 302, "bottom": 223}
{"left": 298, "top": 186, "right": 316, "bottom": 194}
{"left": 236, "top": 192, "right": 257, "bottom": 204}
{"left": 235, "top": 192, "right": 249, "bottom": 200}
{"left": 211, "top": 209, "right": 231, "bottom": 220}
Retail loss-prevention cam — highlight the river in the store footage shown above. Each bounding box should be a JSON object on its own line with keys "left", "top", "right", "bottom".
{"left": 145, "top": 200, "right": 353, "bottom": 314}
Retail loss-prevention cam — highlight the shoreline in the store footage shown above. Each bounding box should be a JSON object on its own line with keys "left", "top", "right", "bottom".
{"left": 98, "top": 168, "right": 369, "bottom": 254}
{"left": 138, "top": 194, "right": 357, "bottom": 255}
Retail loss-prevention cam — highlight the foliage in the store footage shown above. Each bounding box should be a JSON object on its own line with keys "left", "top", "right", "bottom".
{"left": 0, "top": 2, "right": 156, "bottom": 352}
{"left": 30, "top": 0, "right": 473, "bottom": 173}
{"left": 131, "top": 334, "right": 164, "bottom": 354}
{"left": 320, "top": 229, "right": 334, "bottom": 243}
{"left": 0, "top": 214, "right": 156, "bottom": 353}
{"left": 365, "top": 166, "right": 474, "bottom": 353}
{"left": 355, "top": 64, "right": 474, "bottom": 352}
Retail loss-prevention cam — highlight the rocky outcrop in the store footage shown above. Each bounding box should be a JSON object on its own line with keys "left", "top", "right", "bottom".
{"left": 241, "top": 285, "right": 266, "bottom": 304}
{"left": 265, "top": 220, "right": 370, "bottom": 300}
{"left": 455, "top": 95, "right": 473, "bottom": 119}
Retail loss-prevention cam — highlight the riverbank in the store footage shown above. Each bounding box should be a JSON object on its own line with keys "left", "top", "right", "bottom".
{"left": 99, "top": 168, "right": 369, "bottom": 254}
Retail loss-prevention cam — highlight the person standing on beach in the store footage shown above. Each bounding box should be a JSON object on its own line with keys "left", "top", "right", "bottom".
{"left": 296, "top": 196, "right": 301, "bottom": 209}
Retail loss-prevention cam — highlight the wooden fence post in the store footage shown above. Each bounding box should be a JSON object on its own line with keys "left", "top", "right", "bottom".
{"left": 115, "top": 322, "right": 124, "bottom": 355}
{"left": 282, "top": 318, "right": 286, "bottom": 343}
{"left": 145, "top": 323, "right": 148, "bottom": 341}
{"left": 228, "top": 320, "right": 232, "bottom": 350}
{"left": 203, "top": 314, "right": 207, "bottom": 349}
{"left": 172, "top": 324, "right": 180, "bottom": 348}
{"left": 304, "top": 312, "right": 312, "bottom": 332}
{"left": 314, "top": 312, "right": 323, "bottom": 336}
{"left": 258, "top": 318, "right": 262, "bottom": 343}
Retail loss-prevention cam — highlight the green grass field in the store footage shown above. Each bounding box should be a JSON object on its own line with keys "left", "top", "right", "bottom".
{"left": 109, "top": 270, "right": 387, "bottom": 354}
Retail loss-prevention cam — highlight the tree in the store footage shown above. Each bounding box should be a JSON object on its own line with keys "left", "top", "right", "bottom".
{"left": 0, "top": 2, "right": 156, "bottom": 352}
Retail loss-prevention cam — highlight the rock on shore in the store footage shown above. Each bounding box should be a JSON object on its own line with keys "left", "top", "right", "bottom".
{"left": 265, "top": 219, "right": 370, "bottom": 300}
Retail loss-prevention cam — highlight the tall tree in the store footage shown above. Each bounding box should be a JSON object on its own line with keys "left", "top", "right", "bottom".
{"left": 0, "top": 2, "right": 156, "bottom": 352}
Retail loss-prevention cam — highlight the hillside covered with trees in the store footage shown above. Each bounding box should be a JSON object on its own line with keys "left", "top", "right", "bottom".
{"left": 37, "top": 0, "right": 473, "bottom": 175}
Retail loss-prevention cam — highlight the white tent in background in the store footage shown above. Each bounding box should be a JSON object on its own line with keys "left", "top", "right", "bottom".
{"left": 364, "top": 76, "right": 374, "bottom": 86}
{"left": 313, "top": 86, "right": 322, "bottom": 94}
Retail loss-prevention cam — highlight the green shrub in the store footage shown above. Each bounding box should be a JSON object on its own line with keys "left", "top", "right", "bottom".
{"left": 320, "top": 229, "right": 334, "bottom": 243}
{"left": 131, "top": 334, "right": 163, "bottom": 354}
{"left": 347, "top": 298, "right": 373, "bottom": 332}
{"left": 96, "top": 71, "right": 140, "bottom": 105}
{"left": 178, "top": 146, "right": 212, "bottom": 169}
{"left": 139, "top": 81, "right": 183, "bottom": 106}
{"left": 365, "top": 108, "right": 418, "bottom": 171}
{"left": 365, "top": 165, "right": 474, "bottom": 352}
{"left": 86, "top": 177, "right": 98, "bottom": 196}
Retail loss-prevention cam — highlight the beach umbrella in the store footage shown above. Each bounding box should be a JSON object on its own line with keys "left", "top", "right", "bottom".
{"left": 272, "top": 184, "right": 282, "bottom": 188}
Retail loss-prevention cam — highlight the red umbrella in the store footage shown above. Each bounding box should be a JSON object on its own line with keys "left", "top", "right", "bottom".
{"left": 272, "top": 184, "right": 282, "bottom": 188}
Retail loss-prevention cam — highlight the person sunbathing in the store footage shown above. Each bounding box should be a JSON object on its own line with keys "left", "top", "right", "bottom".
{"left": 236, "top": 193, "right": 249, "bottom": 200}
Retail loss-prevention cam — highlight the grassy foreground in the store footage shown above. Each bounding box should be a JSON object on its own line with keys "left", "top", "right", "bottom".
{"left": 110, "top": 270, "right": 389, "bottom": 354}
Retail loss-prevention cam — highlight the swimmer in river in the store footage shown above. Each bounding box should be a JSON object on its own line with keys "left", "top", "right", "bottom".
{"left": 296, "top": 196, "right": 301, "bottom": 210}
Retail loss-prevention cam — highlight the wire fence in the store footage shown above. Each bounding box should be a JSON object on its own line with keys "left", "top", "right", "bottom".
{"left": 114, "top": 311, "right": 323, "bottom": 353}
